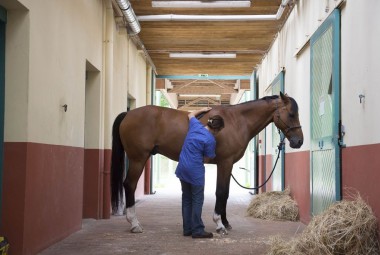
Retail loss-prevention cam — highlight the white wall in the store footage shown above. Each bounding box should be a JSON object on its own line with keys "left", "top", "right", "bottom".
{"left": 257, "top": 0, "right": 352, "bottom": 154}
{"left": 340, "top": 0, "right": 380, "bottom": 146}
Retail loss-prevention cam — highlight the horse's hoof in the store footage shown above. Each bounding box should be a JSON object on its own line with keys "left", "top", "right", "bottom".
{"left": 130, "top": 224, "right": 143, "bottom": 233}
{"left": 224, "top": 223, "right": 232, "bottom": 230}
{"left": 216, "top": 228, "right": 228, "bottom": 235}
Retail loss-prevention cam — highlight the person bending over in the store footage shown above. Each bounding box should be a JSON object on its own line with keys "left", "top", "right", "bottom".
{"left": 175, "top": 107, "right": 225, "bottom": 238}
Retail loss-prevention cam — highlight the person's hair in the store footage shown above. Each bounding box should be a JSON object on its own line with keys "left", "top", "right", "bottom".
{"left": 207, "top": 115, "right": 224, "bottom": 131}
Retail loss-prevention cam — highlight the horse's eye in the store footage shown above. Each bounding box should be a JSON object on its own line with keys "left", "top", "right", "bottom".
{"left": 289, "top": 113, "right": 295, "bottom": 118}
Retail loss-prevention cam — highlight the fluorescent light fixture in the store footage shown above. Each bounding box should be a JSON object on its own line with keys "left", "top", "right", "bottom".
{"left": 180, "top": 94, "right": 221, "bottom": 98}
{"left": 138, "top": 14, "right": 276, "bottom": 22}
{"left": 152, "top": 1, "right": 251, "bottom": 8}
{"left": 170, "top": 53, "right": 236, "bottom": 59}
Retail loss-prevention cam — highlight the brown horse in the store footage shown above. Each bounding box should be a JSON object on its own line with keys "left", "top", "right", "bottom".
{"left": 111, "top": 92, "right": 303, "bottom": 234}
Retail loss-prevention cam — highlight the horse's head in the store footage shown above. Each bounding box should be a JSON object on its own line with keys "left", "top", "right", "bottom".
{"left": 273, "top": 92, "right": 304, "bottom": 149}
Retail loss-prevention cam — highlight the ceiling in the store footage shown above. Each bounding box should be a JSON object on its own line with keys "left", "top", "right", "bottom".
{"left": 112, "top": 0, "right": 293, "bottom": 110}
{"left": 156, "top": 78, "right": 250, "bottom": 111}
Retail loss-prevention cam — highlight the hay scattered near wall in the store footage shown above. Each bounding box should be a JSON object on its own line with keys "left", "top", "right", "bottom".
{"left": 247, "top": 188, "right": 299, "bottom": 221}
{"left": 267, "top": 195, "right": 380, "bottom": 255}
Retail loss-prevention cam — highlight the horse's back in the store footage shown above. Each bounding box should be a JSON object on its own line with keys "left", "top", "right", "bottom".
{"left": 119, "top": 105, "right": 189, "bottom": 160}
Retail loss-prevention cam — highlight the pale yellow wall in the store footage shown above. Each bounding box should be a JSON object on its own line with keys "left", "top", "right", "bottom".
{"left": 85, "top": 62, "right": 102, "bottom": 149}
{"left": 4, "top": 0, "right": 104, "bottom": 147}
{"left": 112, "top": 29, "right": 129, "bottom": 113}
{"left": 128, "top": 42, "right": 147, "bottom": 108}
{"left": 3, "top": 0, "right": 150, "bottom": 149}
{"left": 4, "top": 4, "right": 29, "bottom": 142}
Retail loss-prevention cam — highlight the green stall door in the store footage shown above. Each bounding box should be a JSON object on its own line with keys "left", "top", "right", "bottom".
{"left": 310, "top": 9, "right": 341, "bottom": 215}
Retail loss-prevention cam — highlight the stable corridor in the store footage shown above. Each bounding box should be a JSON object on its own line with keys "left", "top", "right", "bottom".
{"left": 39, "top": 179, "right": 305, "bottom": 255}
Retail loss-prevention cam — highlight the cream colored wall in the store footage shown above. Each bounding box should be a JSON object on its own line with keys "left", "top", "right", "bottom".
{"left": 112, "top": 29, "right": 130, "bottom": 113}
{"left": 5, "top": 0, "right": 104, "bottom": 147}
{"left": 4, "top": 4, "right": 29, "bottom": 142}
{"left": 128, "top": 42, "right": 147, "bottom": 108}
{"left": 29, "top": 0, "right": 105, "bottom": 148}
{"left": 4, "top": 0, "right": 149, "bottom": 149}
{"left": 85, "top": 62, "right": 102, "bottom": 149}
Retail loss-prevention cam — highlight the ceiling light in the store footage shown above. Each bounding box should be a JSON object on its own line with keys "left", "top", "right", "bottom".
{"left": 152, "top": 1, "right": 251, "bottom": 8}
{"left": 180, "top": 94, "right": 221, "bottom": 98}
{"left": 169, "top": 53, "right": 236, "bottom": 59}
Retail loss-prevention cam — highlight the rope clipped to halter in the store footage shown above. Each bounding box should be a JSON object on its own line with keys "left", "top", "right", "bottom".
{"left": 231, "top": 128, "right": 285, "bottom": 191}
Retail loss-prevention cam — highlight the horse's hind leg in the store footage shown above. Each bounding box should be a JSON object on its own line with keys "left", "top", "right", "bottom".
{"left": 124, "top": 158, "right": 148, "bottom": 233}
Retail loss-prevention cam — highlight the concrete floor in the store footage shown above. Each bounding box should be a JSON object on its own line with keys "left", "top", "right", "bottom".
{"left": 39, "top": 178, "right": 305, "bottom": 255}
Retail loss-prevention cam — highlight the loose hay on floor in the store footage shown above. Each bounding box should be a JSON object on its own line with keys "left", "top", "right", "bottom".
{"left": 247, "top": 188, "right": 299, "bottom": 221}
{"left": 267, "top": 195, "right": 380, "bottom": 255}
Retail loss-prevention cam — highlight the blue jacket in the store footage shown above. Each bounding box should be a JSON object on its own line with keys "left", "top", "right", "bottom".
{"left": 175, "top": 117, "right": 216, "bottom": 186}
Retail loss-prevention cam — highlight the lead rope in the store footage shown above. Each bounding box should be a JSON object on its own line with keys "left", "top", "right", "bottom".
{"left": 230, "top": 128, "right": 285, "bottom": 191}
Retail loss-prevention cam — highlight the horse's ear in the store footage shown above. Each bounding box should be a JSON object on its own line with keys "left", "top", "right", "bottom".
{"left": 280, "top": 91, "right": 290, "bottom": 104}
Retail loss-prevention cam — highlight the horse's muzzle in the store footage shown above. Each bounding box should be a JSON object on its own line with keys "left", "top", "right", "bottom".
{"left": 289, "top": 138, "right": 303, "bottom": 149}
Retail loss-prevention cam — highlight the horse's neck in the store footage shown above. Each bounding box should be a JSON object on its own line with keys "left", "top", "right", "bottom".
{"left": 238, "top": 99, "right": 277, "bottom": 139}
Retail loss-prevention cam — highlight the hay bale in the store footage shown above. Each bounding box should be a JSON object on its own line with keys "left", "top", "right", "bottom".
{"left": 247, "top": 188, "right": 299, "bottom": 221}
{"left": 267, "top": 195, "right": 380, "bottom": 255}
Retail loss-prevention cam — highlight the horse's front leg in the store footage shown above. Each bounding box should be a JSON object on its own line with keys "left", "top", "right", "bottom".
{"left": 213, "top": 162, "right": 232, "bottom": 235}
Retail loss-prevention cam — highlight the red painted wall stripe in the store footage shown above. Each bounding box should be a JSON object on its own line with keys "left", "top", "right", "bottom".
{"left": 285, "top": 151, "right": 311, "bottom": 223}
{"left": 342, "top": 143, "right": 380, "bottom": 235}
{"left": 1, "top": 142, "right": 84, "bottom": 255}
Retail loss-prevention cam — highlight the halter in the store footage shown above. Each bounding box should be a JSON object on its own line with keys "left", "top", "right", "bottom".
{"left": 230, "top": 99, "right": 301, "bottom": 191}
{"left": 275, "top": 100, "right": 302, "bottom": 135}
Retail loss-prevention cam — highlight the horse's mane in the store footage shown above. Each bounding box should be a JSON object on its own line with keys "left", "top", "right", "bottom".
{"left": 261, "top": 95, "right": 279, "bottom": 101}
{"left": 226, "top": 95, "right": 298, "bottom": 113}
{"left": 226, "top": 95, "right": 279, "bottom": 107}
{"left": 262, "top": 95, "right": 299, "bottom": 112}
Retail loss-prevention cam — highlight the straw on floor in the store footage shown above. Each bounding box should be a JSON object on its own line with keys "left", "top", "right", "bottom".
{"left": 267, "top": 195, "right": 380, "bottom": 255}
{"left": 247, "top": 188, "right": 299, "bottom": 221}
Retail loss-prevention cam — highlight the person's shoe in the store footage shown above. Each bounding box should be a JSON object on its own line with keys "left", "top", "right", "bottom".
{"left": 183, "top": 232, "right": 192, "bottom": 236}
{"left": 192, "top": 231, "right": 213, "bottom": 238}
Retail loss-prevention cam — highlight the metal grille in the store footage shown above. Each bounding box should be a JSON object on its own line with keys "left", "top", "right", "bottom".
{"left": 311, "top": 149, "right": 336, "bottom": 215}
{"left": 311, "top": 23, "right": 337, "bottom": 215}
{"left": 311, "top": 27, "right": 333, "bottom": 140}
{"left": 271, "top": 78, "right": 283, "bottom": 191}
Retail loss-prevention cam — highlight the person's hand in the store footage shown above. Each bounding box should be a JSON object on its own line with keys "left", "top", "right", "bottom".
{"left": 188, "top": 107, "right": 212, "bottom": 119}
{"left": 200, "top": 107, "right": 212, "bottom": 112}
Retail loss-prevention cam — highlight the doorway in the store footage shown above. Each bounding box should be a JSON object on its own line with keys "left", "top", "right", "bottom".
{"left": 83, "top": 60, "right": 102, "bottom": 219}
{"left": 310, "top": 9, "right": 341, "bottom": 215}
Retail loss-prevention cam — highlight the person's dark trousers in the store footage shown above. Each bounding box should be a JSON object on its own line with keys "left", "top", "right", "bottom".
{"left": 180, "top": 180, "right": 205, "bottom": 235}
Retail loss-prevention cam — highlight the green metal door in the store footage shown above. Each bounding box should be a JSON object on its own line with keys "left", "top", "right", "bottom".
{"left": 310, "top": 9, "right": 341, "bottom": 215}
{"left": 264, "top": 71, "right": 285, "bottom": 191}
{"left": 250, "top": 71, "right": 258, "bottom": 192}
{"left": 266, "top": 71, "right": 285, "bottom": 191}
{"left": 0, "top": 6, "right": 6, "bottom": 223}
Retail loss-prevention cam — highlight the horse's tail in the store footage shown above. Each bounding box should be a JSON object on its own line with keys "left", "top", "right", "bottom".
{"left": 111, "top": 111, "right": 128, "bottom": 210}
